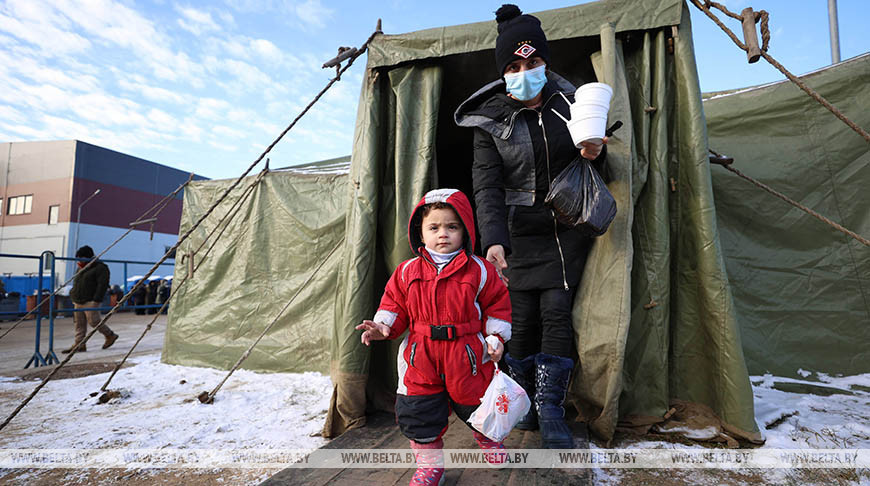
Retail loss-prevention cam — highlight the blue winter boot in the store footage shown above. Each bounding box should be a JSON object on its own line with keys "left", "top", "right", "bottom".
{"left": 504, "top": 353, "right": 538, "bottom": 430}
{"left": 534, "top": 353, "right": 574, "bottom": 449}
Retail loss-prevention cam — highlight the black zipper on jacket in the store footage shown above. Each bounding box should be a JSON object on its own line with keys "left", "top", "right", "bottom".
{"left": 502, "top": 89, "right": 572, "bottom": 291}
{"left": 465, "top": 343, "right": 478, "bottom": 376}
{"left": 538, "top": 105, "right": 570, "bottom": 291}
{"left": 551, "top": 209, "right": 570, "bottom": 291}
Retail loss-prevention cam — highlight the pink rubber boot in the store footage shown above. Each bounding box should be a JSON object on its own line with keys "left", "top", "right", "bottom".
{"left": 472, "top": 431, "right": 507, "bottom": 467}
{"left": 409, "top": 438, "right": 445, "bottom": 486}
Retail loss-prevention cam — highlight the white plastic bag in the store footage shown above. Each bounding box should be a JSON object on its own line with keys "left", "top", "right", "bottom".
{"left": 468, "top": 368, "right": 531, "bottom": 442}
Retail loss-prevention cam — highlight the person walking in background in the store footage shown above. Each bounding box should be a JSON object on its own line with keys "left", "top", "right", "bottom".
{"left": 62, "top": 245, "right": 118, "bottom": 353}
{"left": 146, "top": 278, "right": 160, "bottom": 314}
{"left": 157, "top": 279, "right": 171, "bottom": 314}
{"left": 132, "top": 279, "right": 147, "bottom": 315}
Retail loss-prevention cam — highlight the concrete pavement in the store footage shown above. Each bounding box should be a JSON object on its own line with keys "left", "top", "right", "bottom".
{"left": 0, "top": 311, "right": 166, "bottom": 377}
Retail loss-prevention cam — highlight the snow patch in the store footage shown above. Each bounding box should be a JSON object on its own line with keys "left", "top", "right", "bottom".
{"left": 2, "top": 354, "right": 869, "bottom": 486}
{"left": 0, "top": 353, "right": 332, "bottom": 452}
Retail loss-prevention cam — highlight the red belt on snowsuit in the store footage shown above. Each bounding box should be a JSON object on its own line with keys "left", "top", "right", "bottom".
{"left": 412, "top": 321, "right": 482, "bottom": 340}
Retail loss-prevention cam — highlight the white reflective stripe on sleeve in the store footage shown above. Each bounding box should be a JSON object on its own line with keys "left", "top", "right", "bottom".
{"left": 485, "top": 317, "right": 512, "bottom": 342}
{"left": 373, "top": 310, "right": 398, "bottom": 328}
{"left": 396, "top": 335, "right": 409, "bottom": 395}
{"left": 470, "top": 255, "right": 487, "bottom": 320}
{"left": 400, "top": 257, "right": 418, "bottom": 285}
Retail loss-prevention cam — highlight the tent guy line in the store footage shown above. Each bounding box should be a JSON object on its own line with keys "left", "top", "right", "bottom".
{"left": 99, "top": 168, "right": 272, "bottom": 394}
{"left": 0, "top": 24, "right": 382, "bottom": 433}
{"left": 709, "top": 150, "right": 869, "bottom": 247}
{"left": 197, "top": 236, "right": 344, "bottom": 405}
{"left": 690, "top": 0, "right": 870, "bottom": 143}
{"left": 0, "top": 174, "right": 193, "bottom": 345}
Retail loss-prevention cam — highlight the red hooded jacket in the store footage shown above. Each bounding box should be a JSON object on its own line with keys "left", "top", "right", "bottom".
{"left": 375, "top": 188, "right": 512, "bottom": 342}
{"left": 373, "top": 189, "right": 512, "bottom": 403}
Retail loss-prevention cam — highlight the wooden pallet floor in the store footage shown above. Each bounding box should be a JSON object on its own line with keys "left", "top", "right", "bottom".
{"left": 262, "top": 412, "right": 591, "bottom": 486}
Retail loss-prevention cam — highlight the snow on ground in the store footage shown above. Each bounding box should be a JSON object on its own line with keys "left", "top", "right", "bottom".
{"left": 590, "top": 371, "right": 870, "bottom": 485}
{"left": 0, "top": 354, "right": 331, "bottom": 451}
{"left": 1, "top": 355, "right": 868, "bottom": 485}
{"left": 751, "top": 372, "right": 870, "bottom": 449}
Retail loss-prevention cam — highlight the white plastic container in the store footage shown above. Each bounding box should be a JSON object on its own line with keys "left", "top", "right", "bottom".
{"left": 570, "top": 101, "right": 608, "bottom": 118}
{"left": 567, "top": 114, "right": 608, "bottom": 145}
{"left": 574, "top": 82, "right": 613, "bottom": 107}
{"left": 572, "top": 83, "right": 612, "bottom": 145}
{"left": 551, "top": 82, "right": 613, "bottom": 147}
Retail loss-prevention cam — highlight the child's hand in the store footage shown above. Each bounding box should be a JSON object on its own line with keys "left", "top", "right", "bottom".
{"left": 487, "top": 338, "right": 504, "bottom": 363}
{"left": 355, "top": 320, "right": 390, "bottom": 345}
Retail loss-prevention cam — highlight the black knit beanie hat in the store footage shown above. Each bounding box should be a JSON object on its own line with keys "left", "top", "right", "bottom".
{"left": 494, "top": 4, "right": 550, "bottom": 76}
{"left": 75, "top": 245, "right": 95, "bottom": 259}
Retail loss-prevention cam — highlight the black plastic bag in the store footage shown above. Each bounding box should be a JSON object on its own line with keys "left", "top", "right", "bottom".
{"left": 544, "top": 157, "right": 616, "bottom": 236}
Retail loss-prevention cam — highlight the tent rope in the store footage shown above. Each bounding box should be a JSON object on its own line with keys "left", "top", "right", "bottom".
{"left": 197, "top": 237, "right": 345, "bottom": 404}
{"left": 0, "top": 24, "right": 382, "bottom": 432}
{"left": 98, "top": 169, "right": 270, "bottom": 393}
{"left": 690, "top": 0, "right": 870, "bottom": 144}
{"left": 709, "top": 150, "right": 869, "bottom": 247}
{"left": 700, "top": 0, "right": 770, "bottom": 51}
{"left": 1, "top": 210, "right": 201, "bottom": 431}
{"left": 0, "top": 174, "right": 193, "bottom": 343}
{"left": 188, "top": 169, "right": 269, "bottom": 263}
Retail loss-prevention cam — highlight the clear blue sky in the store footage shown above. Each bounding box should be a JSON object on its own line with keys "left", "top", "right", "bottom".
{"left": 0, "top": 0, "right": 866, "bottom": 180}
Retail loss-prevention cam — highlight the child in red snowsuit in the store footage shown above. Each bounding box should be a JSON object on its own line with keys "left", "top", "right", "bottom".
{"left": 357, "top": 188, "right": 512, "bottom": 486}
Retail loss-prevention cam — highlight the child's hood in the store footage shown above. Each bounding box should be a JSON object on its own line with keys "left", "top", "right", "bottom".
{"left": 408, "top": 189, "right": 476, "bottom": 255}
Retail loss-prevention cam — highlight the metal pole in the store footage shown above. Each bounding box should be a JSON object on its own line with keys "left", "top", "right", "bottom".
{"left": 74, "top": 188, "right": 101, "bottom": 253}
{"left": 35, "top": 256, "right": 42, "bottom": 361}
{"left": 828, "top": 0, "right": 841, "bottom": 64}
{"left": 46, "top": 251, "right": 58, "bottom": 364}
{"left": 26, "top": 255, "right": 47, "bottom": 368}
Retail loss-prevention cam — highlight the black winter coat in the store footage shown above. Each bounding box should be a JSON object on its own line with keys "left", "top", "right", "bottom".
{"left": 70, "top": 260, "right": 110, "bottom": 304}
{"left": 455, "top": 72, "right": 606, "bottom": 291}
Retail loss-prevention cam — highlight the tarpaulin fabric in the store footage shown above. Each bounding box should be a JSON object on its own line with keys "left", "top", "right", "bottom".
{"left": 324, "top": 64, "right": 442, "bottom": 437}
{"left": 704, "top": 53, "right": 870, "bottom": 378}
{"left": 326, "top": 0, "right": 761, "bottom": 443}
{"left": 366, "top": 0, "right": 683, "bottom": 69}
{"left": 163, "top": 168, "right": 347, "bottom": 374}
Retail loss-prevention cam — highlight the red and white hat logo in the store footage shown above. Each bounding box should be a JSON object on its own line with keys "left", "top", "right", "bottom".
{"left": 514, "top": 43, "right": 536, "bottom": 59}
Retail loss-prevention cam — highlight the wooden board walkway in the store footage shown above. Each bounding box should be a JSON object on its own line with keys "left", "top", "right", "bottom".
{"left": 262, "top": 412, "right": 591, "bottom": 485}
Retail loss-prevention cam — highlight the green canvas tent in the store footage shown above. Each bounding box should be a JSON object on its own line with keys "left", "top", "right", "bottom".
{"left": 704, "top": 53, "right": 870, "bottom": 378}
{"left": 324, "top": 0, "right": 761, "bottom": 443}
{"left": 162, "top": 1, "right": 869, "bottom": 446}
{"left": 163, "top": 157, "right": 350, "bottom": 373}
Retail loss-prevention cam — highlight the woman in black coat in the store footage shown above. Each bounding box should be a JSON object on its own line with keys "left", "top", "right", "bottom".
{"left": 454, "top": 4, "right": 606, "bottom": 448}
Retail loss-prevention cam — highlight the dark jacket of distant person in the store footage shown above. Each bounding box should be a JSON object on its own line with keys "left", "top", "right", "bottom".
{"left": 70, "top": 260, "right": 110, "bottom": 304}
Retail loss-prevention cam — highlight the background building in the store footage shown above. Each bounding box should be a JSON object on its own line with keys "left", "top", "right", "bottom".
{"left": 0, "top": 140, "right": 207, "bottom": 289}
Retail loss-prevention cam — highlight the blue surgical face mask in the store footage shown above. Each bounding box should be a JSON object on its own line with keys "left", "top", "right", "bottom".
{"left": 503, "top": 64, "right": 547, "bottom": 101}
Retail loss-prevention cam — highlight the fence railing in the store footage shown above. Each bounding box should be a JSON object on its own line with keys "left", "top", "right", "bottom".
{"left": 0, "top": 251, "right": 174, "bottom": 369}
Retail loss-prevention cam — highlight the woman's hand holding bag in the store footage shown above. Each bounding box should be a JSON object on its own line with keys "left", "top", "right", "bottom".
{"left": 544, "top": 156, "right": 617, "bottom": 236}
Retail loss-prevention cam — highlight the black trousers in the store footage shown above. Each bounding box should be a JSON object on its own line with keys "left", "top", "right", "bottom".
{"left": 395, "top": 392, "right": 478, "bottom": 443}
{"left": 508, "top": 287, "right": 576, "bottom": 359}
